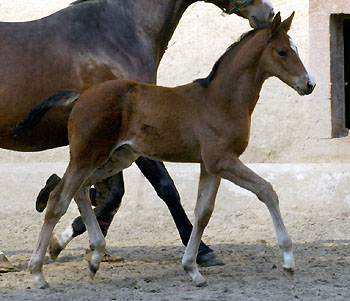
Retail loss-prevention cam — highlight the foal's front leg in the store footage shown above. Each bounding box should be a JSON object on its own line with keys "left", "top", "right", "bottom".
{"left": 207, "top": 156, "right": 295, "bottom": 274}
{"left": 135, "top": 157, "right": 221, "bottom": 266}
{"left": 182, "top": 164, "right": 221, "bottom": 286}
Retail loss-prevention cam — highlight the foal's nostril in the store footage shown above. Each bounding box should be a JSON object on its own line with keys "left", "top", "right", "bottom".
{"left": 306, "top": 81, "right": 315, "bottom": 94}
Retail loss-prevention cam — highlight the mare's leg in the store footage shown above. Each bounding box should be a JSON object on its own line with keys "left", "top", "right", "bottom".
{"left": 49, "top": 173, "right": 124, "bottom": 260}
{"left": 206, "top": 156, "right": 295, "bottom": 274}
{"left": 29, "top": 164, "right": 89, "bottom": 289}
{"left": 182, "top": 163, "right": 221, "bottom": 286}
{"left": 36, "top": 174, "right": 61, "bottom": 212}
{"left": 135, "top": 157, "right": 222, "bottom": 266}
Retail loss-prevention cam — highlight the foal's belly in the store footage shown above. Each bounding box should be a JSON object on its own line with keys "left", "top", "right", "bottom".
{"left": 131, "top": 135, "right": 201, "bottom": 163}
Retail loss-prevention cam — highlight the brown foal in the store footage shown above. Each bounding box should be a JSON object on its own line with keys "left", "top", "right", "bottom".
{"left": 0, "top": 0, "right": 275, "bottom": 271}
{"left": 26, "top": 12, "right": 315, "bottom": 288}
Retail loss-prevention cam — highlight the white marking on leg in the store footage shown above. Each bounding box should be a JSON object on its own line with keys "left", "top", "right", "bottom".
{"left": 216, "top": 157, "right": 295, "bottom": 272}
{"left": 268, "top": 204, "right": 295, "bottom": 270}
{"left": 283, "top": 250, "right": 295, "bottom": 270}
{"left": 74, "top": 188, "right": 106, "bottom": 277}
{"left": 182, "top": 164, "right": 220, "bottom": 286}
{"left": 59, "top": 226, "right": 74, "bottom": 247}
{"left": 30, "top": 165, "right": 89, "bottom": 288}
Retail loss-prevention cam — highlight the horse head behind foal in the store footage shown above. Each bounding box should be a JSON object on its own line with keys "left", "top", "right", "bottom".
{"left": 205, "top": 0, "right": 274, "bottom": 28}
{"left": 27, "top": 12, "right": 315, "bottom": 288}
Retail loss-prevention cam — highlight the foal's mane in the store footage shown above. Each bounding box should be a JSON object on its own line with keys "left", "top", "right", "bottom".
{"left": 194, "top": 28, "right": 259, "bottom": 87}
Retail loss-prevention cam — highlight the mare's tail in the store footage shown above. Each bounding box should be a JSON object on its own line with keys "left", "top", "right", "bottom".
{"left": 14, "top": 90, "right": 80, "bottom": 132}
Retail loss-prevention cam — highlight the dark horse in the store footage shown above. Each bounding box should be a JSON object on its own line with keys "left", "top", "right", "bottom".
{"left": 0, "top": 0, "right": 274, "bottom": 271}
{"left": 19, "top": 12, "right": 315, "bottom": 288}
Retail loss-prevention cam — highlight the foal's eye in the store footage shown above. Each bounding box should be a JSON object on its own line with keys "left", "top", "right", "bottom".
{"left": 278, "top": 50, "right": 287, "bottom": 57}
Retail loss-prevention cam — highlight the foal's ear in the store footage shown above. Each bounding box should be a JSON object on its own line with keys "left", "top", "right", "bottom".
{"left": 269, "top": 12, "right": 281, "bottom": 39}
{"left": 281, "top": 11, "right": 295, "bottom": 33}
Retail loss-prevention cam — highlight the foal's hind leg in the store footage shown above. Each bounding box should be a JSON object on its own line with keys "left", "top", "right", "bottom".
{"left": 29, "top": 164, "right": 90, "bottom": 288}
{"left": 49, "top": 173, "right": 124, "bottom": 261}
{"left": 74, "top": 187, "right": 106, "bottom": 278}
{"left": 135, "top": 157, "right": 222, "bottom": 267}
{"left": 207, "top": 156, "right": 295, "bottom": 275}
{"left": 182, "top": 164, "right": 221, "bottom": 286}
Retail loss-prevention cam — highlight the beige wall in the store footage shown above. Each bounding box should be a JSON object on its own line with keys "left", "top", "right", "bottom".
{"left": 0, "top": 0, "right": 349, "bottom": 163}
{"left": 309, "top": 0, "right": 350, "bottom": 138}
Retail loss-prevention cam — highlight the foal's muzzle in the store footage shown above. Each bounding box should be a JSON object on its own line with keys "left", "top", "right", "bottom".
{"left": 294, "top": 74, "right": 316, "bottom": 96}
{"left": 305, "top": 80, "right": 316, "bottom": 95}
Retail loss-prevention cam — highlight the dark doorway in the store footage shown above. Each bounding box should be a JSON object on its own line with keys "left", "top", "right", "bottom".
{"left": 330, "top": 15, "right": 350, "bottom": 137}
{"left": 344, "top": 19, "right": 350, "bottom": 128}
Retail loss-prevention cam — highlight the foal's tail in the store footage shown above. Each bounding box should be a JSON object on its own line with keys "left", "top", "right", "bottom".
{"left": 15, "top": 90, "right": 80, "bottom": 132}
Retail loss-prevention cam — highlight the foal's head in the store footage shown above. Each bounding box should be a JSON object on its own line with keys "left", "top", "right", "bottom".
{"left": 207, "top": 0, "right": 274, "bottom": 28}
{"left": 259, "top": 12, "right": 315, "bottom": 95}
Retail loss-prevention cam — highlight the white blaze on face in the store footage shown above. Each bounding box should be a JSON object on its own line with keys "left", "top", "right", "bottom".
{"left": 289, "top": 37, "right": 316, "bottom": 93}
{"left": 289, "top": 37, "right": 298, "bottom": 54}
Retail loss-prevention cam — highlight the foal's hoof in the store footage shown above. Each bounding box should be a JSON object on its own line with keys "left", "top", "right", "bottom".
{"left": 36, "top": 174, "right": 61, "bottom": 212}
{"left": 88, "top": 262, "right": 98, "bottom": 279}
{"left": 283, "top": 266, "right": 295, "bottom": 280}
{"left": 195, "top": 280, "right": 208, "bottom": 287}
{"left": 39, "top": 281, "right": 51, "bottom": 289}
{"left": 49, "top": 234, "right": 64, "bottom": 261}
{"left": 0, "top": 253, "right": 15, "bottom": 272}
{"left": 197, "top": 251, "right": 224, "bottom": 267}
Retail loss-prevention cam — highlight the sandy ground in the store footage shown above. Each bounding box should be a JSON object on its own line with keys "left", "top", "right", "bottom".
{"left": 0, "top": 1, "right": 349, "bottom": 300}
{"left": 0, "top": 162, "right": 349, "bottom": 300}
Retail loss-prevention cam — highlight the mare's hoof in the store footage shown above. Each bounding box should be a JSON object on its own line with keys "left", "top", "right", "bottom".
{"left": 36, "top": 174, "right": 61, "bottom": 212}
{"left": 283, "top": 266, "right": 295, "bottom": 280}
{"left": 49, "top": 234, "right": 63, "bottom": 261}
{"left": 197, "top": 251, "right": 224, "bottom": 267}
{"left": 88, "top": 262, "right": 98, "bottom": 279}
{"left": 0, "top": 253, "right": 15, "bottom": 272}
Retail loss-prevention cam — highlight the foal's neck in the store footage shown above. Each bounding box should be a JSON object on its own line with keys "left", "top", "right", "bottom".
{"left": 208, "top": 35, "right": 268, "bottom": 115}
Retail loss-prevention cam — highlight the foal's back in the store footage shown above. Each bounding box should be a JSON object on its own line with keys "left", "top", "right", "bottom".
{"left": 69, "top": 80, "right": 203, "bottom": 163}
